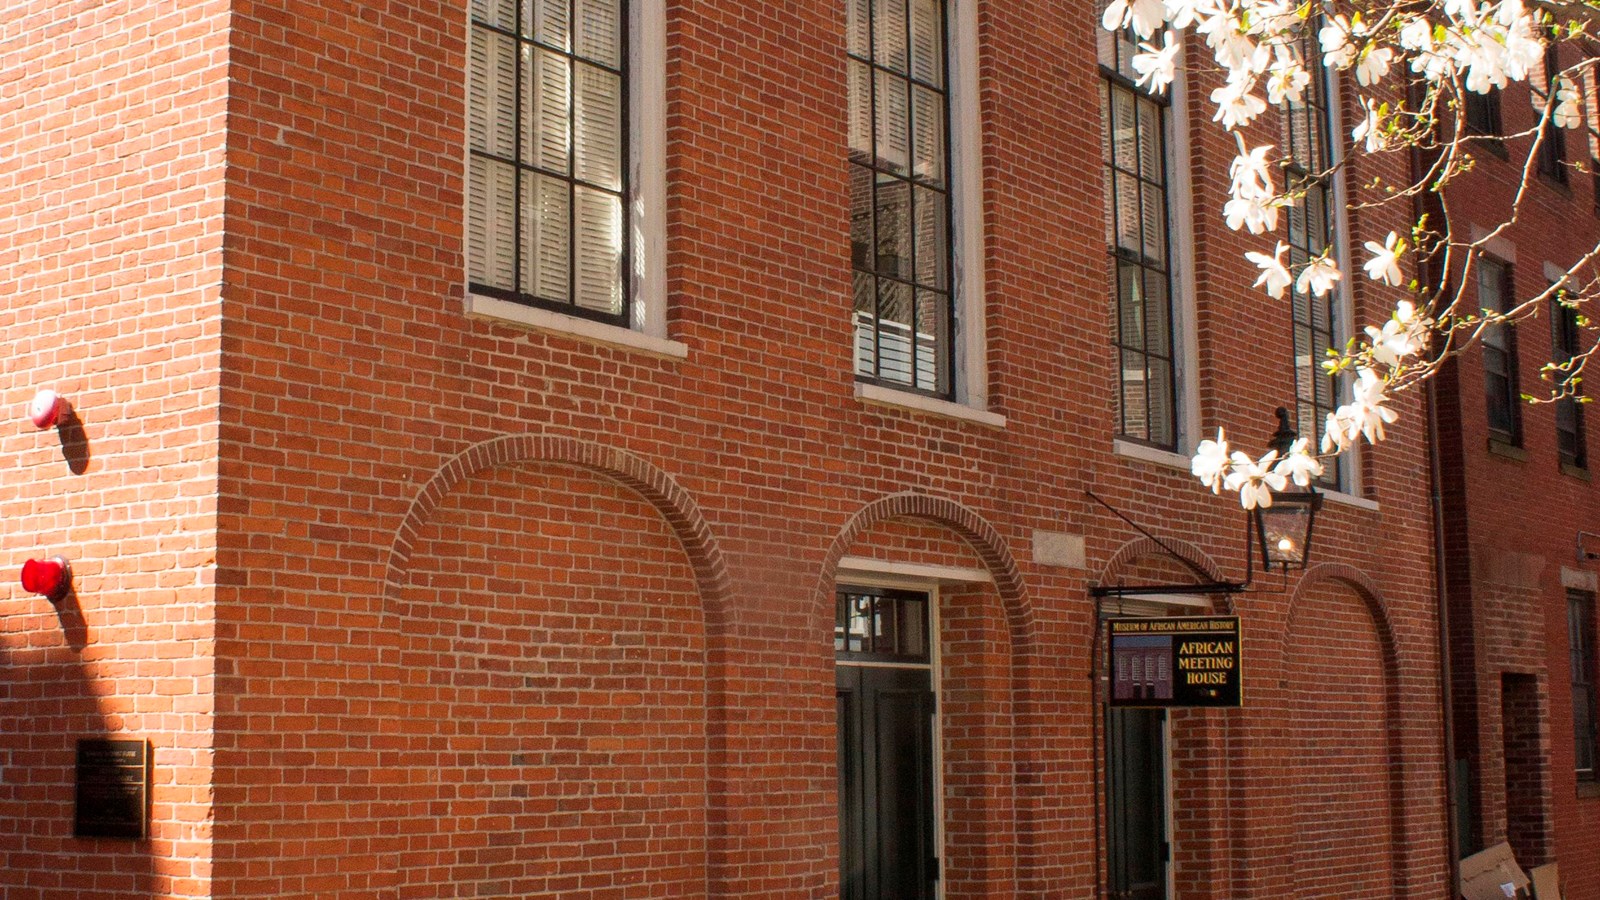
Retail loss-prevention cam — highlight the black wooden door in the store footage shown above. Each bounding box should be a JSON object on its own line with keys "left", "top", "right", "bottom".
{"left": 1108, "top": 707, "right": 1167, "bottom": 900}
{"left": 837, "top": 664, "right": 937, "bottom": 900}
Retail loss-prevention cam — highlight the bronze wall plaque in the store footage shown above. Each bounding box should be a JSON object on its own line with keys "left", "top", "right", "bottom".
{"left": 74, "top": 738, "right": 149, "bottom": 839}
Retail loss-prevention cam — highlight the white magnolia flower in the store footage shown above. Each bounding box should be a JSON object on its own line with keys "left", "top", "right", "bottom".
{"left": 1340, "top": 367, "right": 1400, "bottom": 445}
{"left": 1318, "top": 15, "right": 1358, "bottom": 70}
{"left": 1351, "top": 98, "right": 1384, "bottom": 153}
{"left": 1355, "top": 46, "right": 1393, "bottom": 86}
{"left": 1224, "top": 449, "right": 1288, "bottom": 510}
{"left": 1102, "top": 0, "right": 1166, "bottom": 40}
{"left": 1553, "top": 77, "right": 1583, "bottom": 130}
{"left": 1224, "top": 194, "right": 1281, "bottom": 234}
{"left": 1361, "top": 230, "right": 1405, "bottom": 287}
{"left": 1191, "top": 428, "right": 1231, "bottom": 493}
{"left": 1266, "top": 53, "right": 1311, "bottom": 105}
{"left": 1321, "top": 411, "right": 1353, "bottom": 453}
{"left": 1211, "top": 76, "right": 1268, "bottom": 130}
{"left": 1295, "top": 255, "right": 1342, "bottom": 298}
{"left": 1272, "top": 437, "right": 1324, "bottom": 487}
{"left": 1132, "top": 30, "right": 1183, "bottom": 94}
{"left": 1162, "top": 0, "right": 1206, "bottom": 30}
{"left": 1246, "top": 241, "right": 1293, "bottom": 299}
{"left": 1364, "top": 308, "right": 1424, "bottom": 370}
{"left": 1228, "top": 142, "right": 1275, "bottom": 199}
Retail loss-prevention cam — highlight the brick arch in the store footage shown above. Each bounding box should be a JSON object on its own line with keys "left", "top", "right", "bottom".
{"left": 1283, "top": 562, "right": 1400, "bottom": 668}
{"left": 1095, "top": 536, "right": 1236, "bottom": 614}
{"left": 1279, "top": 562, "right": 1410, "bottom": 898}
{"left": 380, "top": 432, "right": 734, "bottom": 631}
{"left": 375, "top": 432, "right": 736, "bottom": 898}
{"left": 813, "top": 491, "right": 1033, "bottom": 651}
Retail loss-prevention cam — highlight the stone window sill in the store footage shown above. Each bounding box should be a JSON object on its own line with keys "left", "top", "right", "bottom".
{"left": 465, "top": 293, "right": 689, "bottom": 360}
{"left": 854, "top": 383, "right": 1006, "bottom": 429}
{"left": 1486, "top": 438, "right": 1529, "bottom": 462}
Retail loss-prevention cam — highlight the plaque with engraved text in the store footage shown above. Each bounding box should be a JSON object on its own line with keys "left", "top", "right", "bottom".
{"left": 74, "top": 739, "right": 149, "bottom": 839}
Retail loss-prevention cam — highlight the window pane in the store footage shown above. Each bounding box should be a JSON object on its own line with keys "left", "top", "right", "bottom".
{"left": 1120, "top": 349, "right": 1149, "bottom": 441}
{"left": 1140, "top": 185, "right": 1166, "bottom": 266}
{"left": 914, "top": 288, "right": 949, "bottom": 392}
{"left": 573, "top": 185, "right": 623, "bottom": 314}
{"left": 850, "top": 165, "right": 874, "bottom": 270}
{"left": 1110, "top": 86, "right": 1137, "bottom": 172}
{"left": 575, "top": 0, "right": 620, "bottom": 67}
{"left": 575, "top": 61, "right": 623, "bottom": 189}
{"left": 521, "top": 173, "right": 570, "bottom": 303}
{"left": 911, "top": 85, "right": 946, "bottom": 186}
{"left": 877, "top": 281, "right": 915, "bottom": 385}
{"left": 472, "top": 0, "right": 515, "bottom": 31}
{"left": 1117, "top": 261, "right": 1144, "bottom": 349}
{"left": 471, "top": 27, "right": 518, "bottom": 158}
{"left": 847, "top": 0, "right": 871, "bottom": 58}
{"left": 853, "top": 272, "right": 877, "bottom": 377}
{"left": 875, "top": 70, "right": 911, "bottom": 176}
{"left": 912, "top": 185, "right": 947, "bottom": 289}
{"left": 523, "top": 46, "right": 571, "bottom": 172}
{"left": 1114, "top": 171, "right": 1141, "bottom": 254}
{"left": 1147, "top": 356, "right": 1174, "bottom": 446}
{"left": 875, "top": 180, "right": 912, "bottom": 280}
{"left": 848, "top": 60, "right": 873, "bottom": 162}
{"left": 1143, "top": 268, "right": 1170, "bottom": 356}
{"left": 909, "top": 0, "right": 943, "bottom": 87}
{"left": 469, "top": 155, "right": 518, "bottom": 290}
{"left": 875, "top": 0, "right": 909, "bottom": 74}
{"left": 1136, "top": 96, "right": 1162, "bottom": 181}
{"left": 527, "top": 0, "right": 569, "bottom": 47}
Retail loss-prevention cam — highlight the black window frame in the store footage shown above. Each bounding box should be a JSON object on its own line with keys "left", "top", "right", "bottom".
{"left": 1570, "top": 589, "right": 1598, "bottom": 781}
{"left": 1282, "top": 31, "right": 1343, "bottom": 490}
{"left": 1538, "top": 44, "right": 1569, "bottom": 185}
{"left": 467, "top": 0, "right": 633, "bottom": 328}
{"left": 1552, "top": 294, "right": 1588, "bottom": 469}
{"left": 835, "top": 585, "right": 933, "bottom": 664}
{"left": 1479, "top": 257, "right": 1522, "bottom": 445}
{"left": 1100, "top": 18, "right": 1180, "bottom": 451}
{"left": 848, "top": 0, "right": 957, "bottom": 400}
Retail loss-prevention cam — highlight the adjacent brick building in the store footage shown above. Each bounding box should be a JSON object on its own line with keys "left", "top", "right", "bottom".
{"left": 1435, "top": 38, "right": 1600, "bottom": 900}
{"left": 3, "top": 2, "right": 1452, "bottom": 899}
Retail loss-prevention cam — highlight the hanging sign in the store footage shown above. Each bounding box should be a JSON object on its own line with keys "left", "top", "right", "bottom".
{"left": 1107, "top": 616, "right": 1242, "bottom": 708}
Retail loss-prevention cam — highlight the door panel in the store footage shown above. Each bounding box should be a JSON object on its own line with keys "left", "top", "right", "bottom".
{"left": 1108, "top": 707, "right": 1167, "bottom": 900}
{"left": 838, "top": 664, "right": 936, "bottom": 900}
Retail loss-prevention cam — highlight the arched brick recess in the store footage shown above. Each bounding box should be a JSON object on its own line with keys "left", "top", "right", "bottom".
{"left": 382, "top": 433, "right": 734, "bottom": 627}
{"left": 815, "top": 492, "right": 1041, "bottom": 894}
{"left": 1276, "top": 564, "right": 1408, "bottom": 900}
{"left": 376, "top": 433, "right": 736, "bottom": 899}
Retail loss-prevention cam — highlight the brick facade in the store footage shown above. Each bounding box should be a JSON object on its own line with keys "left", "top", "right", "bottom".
{"left": 1435, "top": 39, "right": 1600, "bottom": 900}
{"left": 3, "top": 3, "right": 1453, "bottom": 899}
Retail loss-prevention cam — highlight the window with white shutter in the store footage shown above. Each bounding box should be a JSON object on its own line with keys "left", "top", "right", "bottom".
{"left": 469, "top": 0, "right": 630, "bottom": 325}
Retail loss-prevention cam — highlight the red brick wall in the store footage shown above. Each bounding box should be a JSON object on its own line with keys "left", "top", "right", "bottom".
{"left": 1, "top": 1, "right": 1452, "bottom": 898}
{"left": 1436, "top": 38, "right": 1600, "bottom": 900}
{"left": 0, "top": 0, "right": 226, "bottom": 898}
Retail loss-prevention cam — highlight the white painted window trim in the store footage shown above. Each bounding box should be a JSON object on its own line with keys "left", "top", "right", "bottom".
{"left": 463, "top": 0, "right": 677, "bottom": 355}
{"left": 1167, "top": 43, "right": 1201, "bottom": 455}
{"left": 1325, "top": 65, "right": 1363, "bottom": 495}
{"left": 837, "top": 555, "right": 994, "bottom": 587}
{"left": 948, "top": 0, "right": 989, "bottom": 414}
{"left": 1113, "top": 438, "right": 1194, "bottom": 473}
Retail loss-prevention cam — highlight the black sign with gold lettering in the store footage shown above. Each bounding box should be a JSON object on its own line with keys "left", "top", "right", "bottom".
{"left": 1107, "top": 616, "right": 1242, "bottom": 708}
{"left": 75, "top": 739, "right": 149, "bottom": 839}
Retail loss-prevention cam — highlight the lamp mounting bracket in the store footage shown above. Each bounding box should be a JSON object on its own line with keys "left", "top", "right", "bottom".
{"left": 1085, "top": 490, "right": 1249, "bottom": 598}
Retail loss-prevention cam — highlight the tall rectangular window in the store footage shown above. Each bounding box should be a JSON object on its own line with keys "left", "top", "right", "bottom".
{"left": 1552, "top": 294, "right": 1587, "bottom": 468}
{"left": 1464, "top": 88, "right": 1503, "bottom": 137}
{"left": 849, "top": 0, "right": 954, "bottom": 398}
{"left": 1570, "top": 590, "right": 1597, "bottom": 780}
{"left": 1282, "top": 37, "right": 1342, "bottom": 486}
{"left": 1479, "top": 258, "right": 1521, "bottom": 444}
{"left": 468, "top": 0, "right": 629, "bottom": 325}
{"left": 1100, "top": 18, "right": 1178, "bottom": 448}
{"left": 1538, "top": 44, "right": 1568, "bottom": 184}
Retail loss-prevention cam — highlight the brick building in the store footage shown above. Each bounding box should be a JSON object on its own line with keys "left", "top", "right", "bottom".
{"left": 1434, "top": 38, "right": 1600, "bottom": 900}
{"left": 3, "top": 2, "right": 1450, "bottom": 899}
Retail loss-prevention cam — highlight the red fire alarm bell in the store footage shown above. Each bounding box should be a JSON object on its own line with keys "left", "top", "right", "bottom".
{"left": 28, "top": 389, "right": 63, "bottom": 429}
{"left": 21, "top": 556, "right": 71, "bottom": 601}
